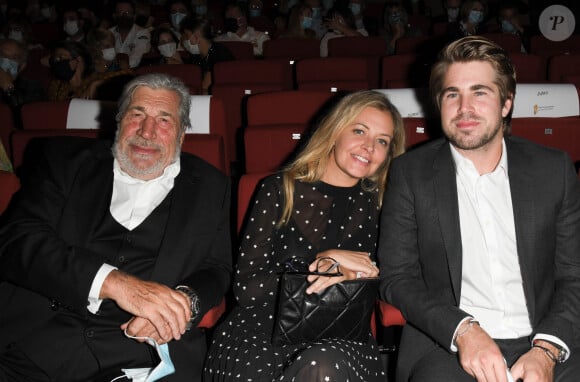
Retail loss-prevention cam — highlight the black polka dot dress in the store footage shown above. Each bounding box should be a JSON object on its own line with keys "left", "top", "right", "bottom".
{"left": 204, "top": 175, "right": 386, "bottom": 382}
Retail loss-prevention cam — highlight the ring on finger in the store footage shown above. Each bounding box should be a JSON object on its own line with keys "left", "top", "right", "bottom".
{"left": 356, "top": 271, "right": 363, "bottom": 279}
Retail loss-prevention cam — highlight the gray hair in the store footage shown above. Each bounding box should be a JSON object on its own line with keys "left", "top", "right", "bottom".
{"left": 116, "top": 73, "right": 192, "bottom": 135}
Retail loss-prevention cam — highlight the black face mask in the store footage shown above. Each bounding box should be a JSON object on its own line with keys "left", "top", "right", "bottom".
{"left": 116, "top": 15, "right": 135, "bottom": 30}
{"left": 50, "top": 59, "right": 75, "bottom": 81}
{"left": 224, "top": 17, "right": 239, "bottom": 33}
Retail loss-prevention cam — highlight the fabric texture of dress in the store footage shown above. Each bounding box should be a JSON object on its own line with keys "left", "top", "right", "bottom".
{"left": 204, "top": 174, "right": 386, "bottom": 382}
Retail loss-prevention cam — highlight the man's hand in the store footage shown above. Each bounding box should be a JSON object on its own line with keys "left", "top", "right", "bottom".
{"left": 510, "top": 344, "right": 556, "bottom": 382}
{"left": 456, "top": 322, "right": 509, "bottom": 382}
{"left": 100, "top": 270, "right": 191, "bottom": 342}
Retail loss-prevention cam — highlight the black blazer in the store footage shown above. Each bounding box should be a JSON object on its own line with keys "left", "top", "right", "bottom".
{"left": 0, "top": 137, "right": 232, "bottom": 381}
{"left": 378, "top": 136, "right": 580, "bottom": 380}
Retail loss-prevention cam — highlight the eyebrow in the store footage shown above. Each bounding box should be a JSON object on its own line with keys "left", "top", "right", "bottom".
{"left": 128, "top": 106, "right": 174, "bottom": 118}
{"left": 442, "top": 84, "right": 495, "bottom": 94}
{"left": 354, "top": 122, "right": 393, "bottom": 138}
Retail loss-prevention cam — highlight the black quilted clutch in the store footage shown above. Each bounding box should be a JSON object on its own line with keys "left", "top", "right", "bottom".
{"left": 272, "top": 257, "right": 378, "bottom": 346}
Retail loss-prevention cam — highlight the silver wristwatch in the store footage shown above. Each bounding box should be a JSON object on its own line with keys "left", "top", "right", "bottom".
{"left": 176, "top": 285, "right": 200, "bottom": 330}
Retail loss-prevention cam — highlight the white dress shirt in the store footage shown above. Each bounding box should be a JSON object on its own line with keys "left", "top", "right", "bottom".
{"left": 214, "top": 26, "right": 270, "bottom": 56}
{"left": 86, "top": 159, "right": 180, "bottom": 313}
{"left": 450, "top": 140, "right": 569, "bottom": 358}
{"left": 109, "top": 24, "right": 151, "bottom": 68}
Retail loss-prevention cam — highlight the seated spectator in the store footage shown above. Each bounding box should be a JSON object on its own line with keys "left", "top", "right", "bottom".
{"left": 305, "top": 0, "right": 326, "bottom": 37}
{"left": 61, "top": 8, "right": 87, "bottom": 43}
{"left": 164, "top": 0, "right": 192, "bottom": 38}
{"left": 147, "top": 26, "right": 184, "bottom": 65}
{"left": 214, "top": 2, "right": 270, "bottom": 56}
{"left": 180, "top": 17, "right": 234, "bottom": 94}
{"left": 447, "top": 0, "right": 487, "bottom": 40}
{"left": 134, "top": 0, "right": 155, "bottom": 30}
{"left": 281, "top": 4, "right": 317, "bottom": 38}
{"left": 46, "top": 41, "right": 93, "bottom": 101}
{"left": 2, "top": 16, "right": 44, "bottom": 51}
{"left": 85, "top": 29, "right": 136, "bottom": 100}
{"left": 349, "top": 0, "right": 366, "bottom": 31}
{"left": 320, "top": 6, "right": 366, "bottom": 57}
{"left": 24, "top": 0, "right": 57, "bottom": 24}
{"left": 494, "top": 0, "right": 530, "bottom": 52}
{"left": 432, "top": 0, "right": 463, "bottom": 24}
{"left": 383, "top": 0, "right": 422, "bottom": 54}
{"left": 108, "top": 0, "right": 151, "bottom": 68}
{"left": 0, "top": 38, "right": 45, "bottom": 119}
{"left": 192, "top": 0, "right": 209, "bottom": 18}
{"left": 86, "top": 28, "right": 131, "bottom": 73}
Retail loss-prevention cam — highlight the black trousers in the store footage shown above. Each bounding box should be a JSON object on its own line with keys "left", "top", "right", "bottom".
{"left": 408, "top": 337, "right": 580, "bottom": 382}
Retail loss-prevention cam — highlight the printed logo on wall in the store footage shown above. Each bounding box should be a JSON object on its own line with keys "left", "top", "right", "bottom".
{"left": 539, "top": 5, "right": 575, "bottom": 42}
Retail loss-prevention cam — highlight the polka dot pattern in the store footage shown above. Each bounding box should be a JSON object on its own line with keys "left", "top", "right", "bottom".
{"left": 204, "top": 175, "right": 384, "bottom": 381}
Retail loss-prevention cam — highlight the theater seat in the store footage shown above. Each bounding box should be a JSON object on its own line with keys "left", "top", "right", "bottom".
{"left": 0, "top": 170, "right": 20, "bottom": 215}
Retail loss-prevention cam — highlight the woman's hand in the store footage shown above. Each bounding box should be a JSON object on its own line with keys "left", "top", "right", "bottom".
{"left": 305, "top": 250, "right": 379, "bottom": 294}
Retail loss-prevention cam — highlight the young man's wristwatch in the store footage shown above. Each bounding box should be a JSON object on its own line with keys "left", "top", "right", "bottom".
{"left": 175, "top": 285, "right": 200, "bottom": 330}
{"left": 532, "top": 339, "right": 568, "bottom": 364}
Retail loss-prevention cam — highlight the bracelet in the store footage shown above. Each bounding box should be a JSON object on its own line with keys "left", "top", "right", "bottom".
{"left": 532, "top": 344, "right": 558, "bottom": 364}
{"left": 453, "top": 318, "right": 479, "bottom": 346}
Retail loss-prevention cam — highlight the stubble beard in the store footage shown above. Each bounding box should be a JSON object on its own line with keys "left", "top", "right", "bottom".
{"left": 446, "top": 114, "right": 504, "bottom": 151}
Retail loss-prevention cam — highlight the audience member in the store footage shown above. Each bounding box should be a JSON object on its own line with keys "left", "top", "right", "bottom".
{"left": 379, "top": 35, "right": 580, "bottom": 382}
{"left": 134, "top": 0, "right": 155, "bottom": 30}
{"left": 180, "top": 16, "right": 233, "bottom": 94}
{"left": 61, "top": 8, "right": 87, "bottom": 43}
{"left": 281, "top": 4, "right": 317, "bottom": 39}
{"left": 204, "top": 89, "right": 406, "bottom": 381}
{"left": 165, "top": 0, "right": 192, "bottom": 38}
{"left": 148, "top": 26, "right": 184, "bottom": 65}
{"left": 447, "top": 0, "right": 487, "bottom": 40}
{"left": 45, "top": 40, "right": 96, "bottom": 100}
{"left": 0, "top": 38, "right": 44, "bottom": 111}
{"left": 383, "top": 0, "right": 423, "bottom": 54}
{"left": 304, "top": 0, "right": 327, "bottom": 37}
{"left": 494, "top": 0, "right": 530, "bottom": 52}
{"left": 109, "top": 0, "right": 151, "bottom": 68}
{"left": 320, "top": 6, "right": 367, "bottom": 57}
{"left": 0, "top": 73, "right": 233, "bottom": 382}
{"left": 2, "top": 16, "right": 43, "bottom": 50}
{"left": 214, "top": 2, "right": 270, "bottom": 56}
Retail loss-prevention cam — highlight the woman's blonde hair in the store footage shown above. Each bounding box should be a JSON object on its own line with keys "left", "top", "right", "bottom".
{"left": 278, "top": 90, "right": 406, "bottom": 226}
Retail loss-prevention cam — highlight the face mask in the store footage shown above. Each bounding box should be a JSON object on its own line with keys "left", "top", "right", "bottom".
{"left": 249, "top": 8, "right": 261, "bottom": 17}
{"left": 349, "top": 3, "right": 361, "bottom": 16}
{"left": 224, "top": 17, "right": 239, "bottom": 33}
{"left": 0, "top": 57, "right": 19, "bottom": 78}
{"left": 102, "top": 47, "right": 116, "bottom": 61}
{"left": 40, "top": 6, "right": 52, "bottom": 19}
{"left": 301, "top": 16, "right": 313, "bottom": 29}
{"left": 116, "top": 15, "right": 135, "bottom": 30}
{"left": 447, "top": 7, "right": 459, "bottom": 21}
{"left": 63, "top": 20, "right": 79, "bottom": 36}
{"left": 311, "top": 7, "right": 321, "bottom": 19}
{"left": 121, "top": 332, "right": 175, "bottom": 382}
{"left": 501, "top": 19, "right": 516, "bottom": 33}
{"left": 8, "top": 30, "right": 23, "bottom": 42}
{"left": 468, "top": 10, "right": 483, "bottom": 25}
{"left": 195, "top": 5, "right": 207, "bottom": 15}
{"left": 389, "top": 12, "right": 402, "bottom": 25}
{"left": 183, "top": 39, "right": 200, "bottom": 54}
{"left": 158, "top": 42, "right": 177, "bottom": 57}
{"left": 50, "top": 59, "right": 75, "bottom": 81}
{"left": 171, "top": 12, "right": 186, "bottom": 28}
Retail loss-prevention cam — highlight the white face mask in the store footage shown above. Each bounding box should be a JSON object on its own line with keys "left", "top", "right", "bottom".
{"left": 183, "top": 39, "right": 200, "bottom": 55}
{"left": 0, "top": 57, "right": 19, "bottom": 78}
{"left": 158, "top": 42, "right": 177, "bottom": 58}
{"left": 63, "top": 20, "right": 79, "bottom": 36}
{"left": 171, "top": 12, "right": 187, "bottom": 28}
{"left": 120, "top": 331, "right": 175, "bottom": 382}
{"left": 102, "top": 47, "right": 117, "bottom": 61}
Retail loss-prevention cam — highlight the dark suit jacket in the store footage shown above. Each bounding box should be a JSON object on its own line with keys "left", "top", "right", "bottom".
{"left": 0, "top": 137, "right": 232, "bottom": 381}
{"left": 378, "top": 136, "right": 580, "bottom": 380}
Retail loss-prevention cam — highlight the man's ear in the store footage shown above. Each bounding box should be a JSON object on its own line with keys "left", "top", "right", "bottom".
{"left": 501, "top": 94, "right": 513, "bottom": 118}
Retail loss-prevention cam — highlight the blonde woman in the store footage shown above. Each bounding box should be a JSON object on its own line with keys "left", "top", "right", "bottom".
{"left": 204, "top": 90, "right": 406, "bottom": 382}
